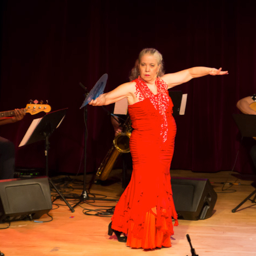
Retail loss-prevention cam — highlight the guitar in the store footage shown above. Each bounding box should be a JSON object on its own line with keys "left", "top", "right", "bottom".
{"left": 0, "top": 103, "right": 51, "bottom": 118}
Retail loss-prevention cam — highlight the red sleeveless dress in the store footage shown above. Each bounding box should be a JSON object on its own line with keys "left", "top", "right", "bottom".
{"left": 111, "top": 77, "right": 178, "bottom": 249}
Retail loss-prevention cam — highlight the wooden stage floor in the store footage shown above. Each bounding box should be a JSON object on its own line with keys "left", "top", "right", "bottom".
{"left": 1, "top": 169, "right": 256, "bottom": 256}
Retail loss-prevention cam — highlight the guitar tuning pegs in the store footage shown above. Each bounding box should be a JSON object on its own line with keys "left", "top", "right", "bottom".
{"left": 29, "top": 99, "right": 33, "bottom": 104}
{"left": 40, "top": 100, "right": 44, "bottom": 104}
{"left": 46, "top": 100, "right": 49, "bottom": 104}
{"left": 33, "top": 99, "right": 39, "bottom": 104}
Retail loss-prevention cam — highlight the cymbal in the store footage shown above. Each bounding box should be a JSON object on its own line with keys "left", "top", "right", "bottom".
{"left": 80, "top": 73, "right": 108, "bottom": 109}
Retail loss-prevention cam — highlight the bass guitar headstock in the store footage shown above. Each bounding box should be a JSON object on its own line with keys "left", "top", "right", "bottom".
{"left": 25, "top": 100, "right": 51, "bottom": 115}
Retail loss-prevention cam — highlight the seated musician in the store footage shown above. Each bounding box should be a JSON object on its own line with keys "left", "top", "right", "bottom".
{"left": 236, "top": 95, "right": 256, "bottom": 175}
{"left": 0, "top": 109, "right": 25, "bottom": 179}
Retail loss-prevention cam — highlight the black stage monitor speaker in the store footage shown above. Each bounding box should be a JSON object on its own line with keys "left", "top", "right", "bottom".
{"left": 171, "top": 177, "right": 217, "bottom": 220}
{"left": 0, "top": 177, "right": 52, "bottom": 223}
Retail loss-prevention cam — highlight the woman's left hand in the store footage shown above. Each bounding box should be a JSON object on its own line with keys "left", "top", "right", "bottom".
{"left": 209, "top": 67, "right": 228, "bottom": 76}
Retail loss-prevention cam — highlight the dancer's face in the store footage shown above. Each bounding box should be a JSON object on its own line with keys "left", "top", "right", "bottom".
{"left": 139, "top": 54, "right": 160, "bottom": 82}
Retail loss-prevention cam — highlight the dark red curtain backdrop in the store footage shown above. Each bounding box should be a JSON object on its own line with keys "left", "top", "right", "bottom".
{"left": 0, "top": 0, "right": 256, "bottom": 175}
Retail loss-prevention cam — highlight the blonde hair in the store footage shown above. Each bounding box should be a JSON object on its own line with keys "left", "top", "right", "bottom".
{"left": 129, "top": 48, "right": 165, "bottom": 81}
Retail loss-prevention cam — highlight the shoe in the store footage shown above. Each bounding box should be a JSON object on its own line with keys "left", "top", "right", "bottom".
{"left": 108, "top": 222, "right": 127, "bottom": 242}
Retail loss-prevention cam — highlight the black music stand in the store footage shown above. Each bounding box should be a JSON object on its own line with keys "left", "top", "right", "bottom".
{"left": 232, "top": 114, "right": 256, "bottom": 212}
{"left": 19, "top": 108, "right": 74, "bottom": 212}
{"left": 169, "top": 90, "right": 187, "bottom": 116}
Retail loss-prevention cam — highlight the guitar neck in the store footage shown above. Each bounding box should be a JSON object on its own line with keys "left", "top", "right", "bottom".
{"left": 0, "top": 109, "right": 26, "bottom": 118}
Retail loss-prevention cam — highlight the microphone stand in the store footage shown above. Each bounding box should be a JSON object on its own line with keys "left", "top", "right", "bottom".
{"left": 72, "top": 83, "right": 118, "bottom": 209}
{"left": 186, "top": 234, "right": 199, "bottom": 256}
{"left": 79, "top": 82, "right": 89, "bottom": 201}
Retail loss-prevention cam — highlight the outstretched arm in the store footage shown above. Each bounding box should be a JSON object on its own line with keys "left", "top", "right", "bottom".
{"left": 162, "top": 67, "right": 228, "bottom": 89}
{"left": 236, "top": 96, "right": 256, "bottom": 115}
{"left": 89, "top": 82, "right": 136, "bottom": 106}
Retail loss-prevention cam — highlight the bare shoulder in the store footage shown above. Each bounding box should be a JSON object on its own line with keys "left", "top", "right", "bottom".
{"left": 159, "top": 74, "right": 174, "bottom": 88}
{"left": 128, "top": 81, "right": 136, "bottom": 91}
{"left": 160, "top": 73, "right": 178, "bottom": 86}
{"left": 159, "top": 75, "right": 169, "bottom": 84}
{"left": 117, "top": 81, "right": 136, "bottom": 93}
{"left": 119, "top": 81, "right": 137, "bottom": 105}
{"left": 122, "top": 81, "right": 136, "bottom": 88}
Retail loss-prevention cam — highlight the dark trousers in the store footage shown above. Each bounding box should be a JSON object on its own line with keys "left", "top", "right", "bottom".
{"left": 0, "top": 137, "right": 15, "bottom": 179}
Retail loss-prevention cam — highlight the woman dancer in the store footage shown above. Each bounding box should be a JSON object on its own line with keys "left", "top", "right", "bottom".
{"left": 89, "top": 48, "right": 228, "bottom": 249}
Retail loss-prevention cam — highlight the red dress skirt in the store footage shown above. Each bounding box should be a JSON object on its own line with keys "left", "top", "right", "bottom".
{"left": 111, "top": 78, "right": 178, "bottom": 249}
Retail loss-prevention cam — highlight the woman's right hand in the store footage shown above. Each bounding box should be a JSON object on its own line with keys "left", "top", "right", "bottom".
{"left": 89, "top": 94, "right": 106, "bottom": 106}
